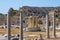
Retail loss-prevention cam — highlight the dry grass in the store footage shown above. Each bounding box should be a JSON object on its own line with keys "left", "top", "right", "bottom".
{"left": 0, "top": 28, "right": 60, "bottom": 40}
{"left": 0, "top": 28, "right": 46, "bottom": 34}
{"left": 0, "top": 28, "right": 19, "bottom": 34}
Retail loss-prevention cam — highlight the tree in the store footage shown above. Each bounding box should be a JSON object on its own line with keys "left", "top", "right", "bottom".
{"left": 0, "top": 13, "right": 4, "bottom": 17}
{"left": 58, "top": 16, "right": 60, "bottom": 22}
{"left": 8, "top": 8, "right": 19, "bottom": 16}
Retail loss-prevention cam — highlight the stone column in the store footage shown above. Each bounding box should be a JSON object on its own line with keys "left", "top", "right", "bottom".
{"left": 19, "top": 9, "right": 23, "bottom": 40}
{"left": 7, "top": 8, "right": 11, "bottom": 40}
{"left": 53, "top": 12, "right": 56, "bottom": 38}
{"left": 46, "top": 13, "right": 49, "bottom": 38}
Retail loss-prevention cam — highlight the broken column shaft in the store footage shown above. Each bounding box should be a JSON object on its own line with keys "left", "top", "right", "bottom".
{"left": 53, "top": 12, "right": 56, "bottom": 38}
{"left": 46, "top": 13, "right": 49, "bottom": 38}
{"left": 7, "top": 8, "right": 11, "bottom": 40}
{"left": 19, "top": 9, "right": 23, "bottom": 40}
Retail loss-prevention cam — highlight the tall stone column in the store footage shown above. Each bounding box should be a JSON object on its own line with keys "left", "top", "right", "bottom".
{"left": 19, "top": 9, "right": 23, "bottom": 40}
{"left": 53, "top": 12, "right": 56, "bottom": 38}
{"left": 46, "top": 13, "right": 49, "bottom": 38}
{"left": 7, "top": 8, "right": 12, "bottom": 40}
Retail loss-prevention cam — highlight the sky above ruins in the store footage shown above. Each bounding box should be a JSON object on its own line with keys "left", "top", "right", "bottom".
{"left": 0, "top": 0, "right": 60, "bottom": 14}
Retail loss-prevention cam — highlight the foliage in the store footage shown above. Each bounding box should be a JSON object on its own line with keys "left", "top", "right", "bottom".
{"left": 9, "top": 8, "right": 19, "bottom": 16}
{"left": 58, "top": 16, "right": 60, "bottom": 22}
{"left": 0, "top": 13, "right": 4, "bottom": 17}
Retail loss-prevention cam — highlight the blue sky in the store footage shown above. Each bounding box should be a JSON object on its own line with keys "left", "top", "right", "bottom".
{"left": 0, "top": 0, "right": 60, "bottom": 14}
